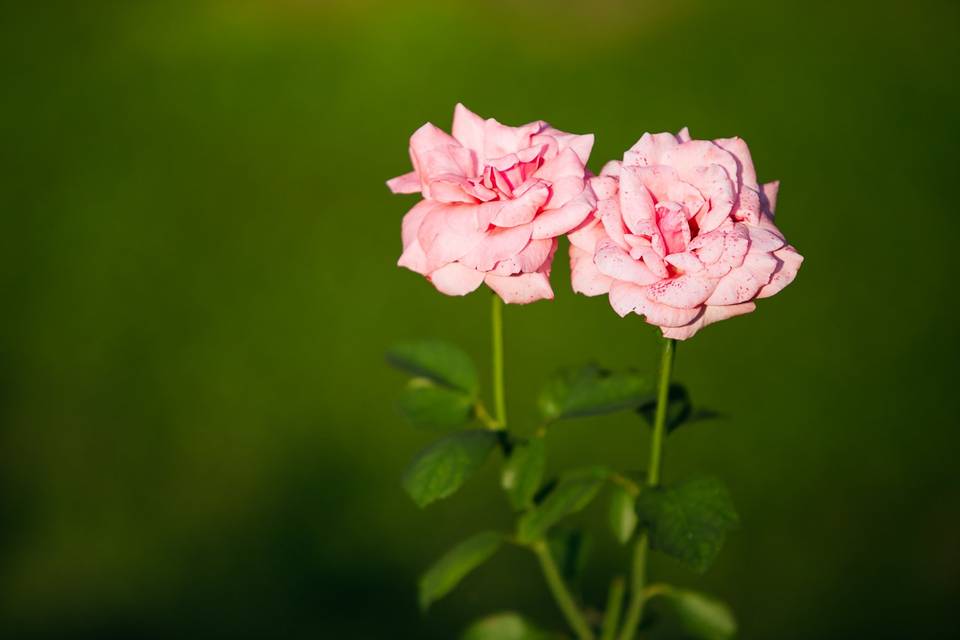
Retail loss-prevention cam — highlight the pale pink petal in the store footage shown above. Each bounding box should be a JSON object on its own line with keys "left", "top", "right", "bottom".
{"left": 662, "top": 141, "right": 740, "bottom": 193}
{"left": 386, "top": 171, "right": 420, "bottom": 194}
{"left": 688, "top": 226, "right": 726, "bottom": 263}
{"left": 428, "top": 262, "right": 485, "bottom": 296}
{"left": 623, "top": 132, "right": 681, "bottom": 167}
{"left": 757, "top": 246, "right": 803, "bottom": 299}
{"left": 570, "top": 246, "right": 613, "bottom": 296}
{"left": 761, "top": 180, "right": 779, "bottom": 217}
{"left": 598, "top": 196, "right": 628, "bottom": 250}
{"left": 608, "top": 281, "right": 649, "bottom": 317}
{"left": 638, "top": 298, "right": 703, "bottom": 328}
{"left": 542, "top": 128, "right": 594, "bottom": 164}
{"left": 400, "top": 199, "right": 435, "bottom": 248}
{"left": 676, "top": 127, "right": 691, "bottom": 143}
{"left": 483, "top": 117, "right": 542, "bottom": 159}
{"left": 747, "top": 224, "right": 786, "bottom": 252}
{"left": 743, "top": 251, "right": 779, "bottom": 285}
{"left": 732, "top": 185, "right": 762, "bottom": 225}
{"left": 531, "top": 190, "right": 594, "bottom": 240}
{"left": 619, "top": 165, "right": 657, "bottom": 234}
{"left": 665, "top": 251, "right": 704, "bottom": 274}
{"left": 719, "top": 223, "right": 750, "bottom": 268}
{"left": 491, "top": 182, "right": 550, "bottom": 227}
{"left": 590, "top": 175, "right": 618, "bottom": 200}
{"left": 705, "top": 266, "right": 762, "bottom": 305}
{"left": 661, "top": 302, "right": 756, "bottom": 340}
{"left": 713, "top": 136, "right": 758, "bottom": 189}
{"left": 624, "top": 236, "right": 670, "bottom": 278}
{"left": 600, "top": 160, "right": 622, "bottom": 177}
{"left": 646, "top": 274, "right": 715, "bottom": 308}
{"left": 655, "top": 202, "right": 691, "bottom": 254}
{"left": 485, "top": 272, "right": 554, "bottom": 304}
{"left": 459, "top": 224, "right": 533, "bottom": 272}
{"left": 689, "top": 164, "right": 736, "bottom": 233}
{"left": 417, "top": 203, "right": 487, "bottom": 271}
{"left": 451, "top": 103, "right": 485, "bottom": 152}
{"left": 398, "top": 239, "right": 429, "bottom": 274}
{"left": 489, "top": 237, "right": 555, "bottom": 275}
{"left": 594, "top": 240, "right": 660, "bottom": 285}
{"left": 627, "top": 165, "right": 680, "bottom": 204}
{"left": 567, "top": 215, "right": 607, "bottom": 253}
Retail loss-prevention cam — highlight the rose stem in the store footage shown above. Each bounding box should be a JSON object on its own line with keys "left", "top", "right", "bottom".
{"left": 492, "top": 292, "right": 593, "bottom": 638}
{"left": 491, "top": 292, "right": 507, "bottom": 428}
{"left": 533, "top": 540, "right": 596, "bottom": 640}
{"left": 617, "top": 338, "right": 676, "bottom": 640}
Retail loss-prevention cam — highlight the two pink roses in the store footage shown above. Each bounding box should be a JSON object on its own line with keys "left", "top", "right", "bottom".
{"left": 388, "top": 105, "right": 802, "bottom": 339}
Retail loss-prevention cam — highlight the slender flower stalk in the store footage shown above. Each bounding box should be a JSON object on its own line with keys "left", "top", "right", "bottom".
{"left": 617, "top": 338, "right": 676, "bottom": 640}
{"left": 533, "top": 540, "right": 596, "bottom": 640}
{"left": 492, "top": 292, "right": 594, "bottom": 639}
{"left": 491, "top": 293, "right": 507, "bottom": 429}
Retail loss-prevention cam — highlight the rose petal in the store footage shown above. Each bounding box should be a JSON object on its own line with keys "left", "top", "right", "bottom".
{"left": 594, "top": 239, "right": 660, "bottom": 285}
{"left": 570, "top": 246, "right": 613, "bottom": 296}
{"left": 490, "top": 237, "right": 555, "bottom": 275}
{"left": 747, "top": 224, "right": 786, "bottom": 252}
{"left": 428, "top": 262, "right": 486, "bottom": 296}
{"left": 689, "top": 164, "right": 736, "bottom": 232}
{"left": 459, "top": 223, "right": 533, "bottom": 272}
{"left": 705, "top": 266, "right": 762, "bottom": 306}
{"left": 761, "top": 180, "right": 780, "bottom": 217}
{"left": 531, "top": 190, "right": 594, "bottom": 240}
{"left": 417, "top": 203, "right": 487, "bottom": 271}
{"left": 713, "top": 136, "right": 758, "bottom": 189}
{"left": 541, "top": 128, "right": 594, "bottom": 165}
{"left": 757, "top": 245, "right": 803, "bottom": 299}
{"left": 664, "top": 251, "right": 704, "bottom": 274}
{"left": 619, "top": 165, "right": 657, "bottom": 234}
{"left": 491, "top": 182, "right": 550, "bottom": 227}
{"left": 485, "top": 272, "right": 554, "bottom": 304}
{"left": 386, "top": 171, "right": 420, "bottom": 194}
{"left": 623, "top": 132, "right": 681, "bottom": 167}
{"left": 661, "top": 302, "right": 756, "bottom": 340}
{"left": 646, "top": 274, "right": 716, "bottom": 308}
{"left": 567, "top": 215, "right": 607, "bottom": 252}
{"left": 452, "top": 103, "right": 486, "bottom": 153}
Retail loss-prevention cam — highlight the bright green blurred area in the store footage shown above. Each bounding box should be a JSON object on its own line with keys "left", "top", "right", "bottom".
{"left": 1, "top": 1, "right": 958, "bottom": 637}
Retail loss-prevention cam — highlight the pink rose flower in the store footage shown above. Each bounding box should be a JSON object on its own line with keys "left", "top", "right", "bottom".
{"left": 569, "top": 129, "right": 802, "bottom": 339}
{"left": 388, "top": 104, "right": 595, "bottom": 304}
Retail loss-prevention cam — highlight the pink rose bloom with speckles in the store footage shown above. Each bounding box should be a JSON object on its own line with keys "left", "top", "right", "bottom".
{"left": 388, "top": 104, "right": 595, "bottom": 304}
{"left": 568, "top": 129, "right": 802, "bottom": 339}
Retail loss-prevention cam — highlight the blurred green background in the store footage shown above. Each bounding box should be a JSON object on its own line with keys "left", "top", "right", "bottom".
{"left": 2, "top": 1, "right": 958, "bottom": 637}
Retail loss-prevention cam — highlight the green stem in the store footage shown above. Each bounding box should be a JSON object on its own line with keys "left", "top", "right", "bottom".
{"left": 491, "top": 293, "right": 507, "bottom": 428}
{"left": 533, "top": 540, "right": 596, "bottom": 640}
{"left": 617, "top": 338, "right": 676, "bottom": 640}
{"left": 601, "top": 577, "right": 626, "bottom": 640}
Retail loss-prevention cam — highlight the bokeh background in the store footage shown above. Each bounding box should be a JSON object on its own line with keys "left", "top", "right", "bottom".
{"left": 2, "top": 1, "right": 958, "bottom": 638}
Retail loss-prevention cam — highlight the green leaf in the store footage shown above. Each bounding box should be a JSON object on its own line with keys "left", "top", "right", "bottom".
{"left": 655, "top": 586, "right": 737, "bottom": 640}
{"left": 399, "top": 379, "right": 475, "bottom": 430}
{"left": 539, "top": 364, "right": 653, "bottom": 422}
{"left": 547, "top": 527, "right": 591, "bottom": 584}
{"left": 388, "top": 340, "right": 479, "bottom": 395}
{"left": 500, "top": 437, "right": 546, "bottom": 511}
{"left": 635, "top": 476, "right": 739, "bottom": 573}
{"left": 403, "top": 431, "right": 498, "bottom": 507}
{"left": 419, "top": 532, "right": 503, "bottom": 610}
{"left": 461, "top": 612, "right": 560, "bottom": 640}
{"left": 638, "top": 384, "right": 721, "bottom": 434}
{"left": 608, "top": 484, "right": 638, "bottom": 544}
{"left": 517, "top": 466, "right": 609, "bottom": 543}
